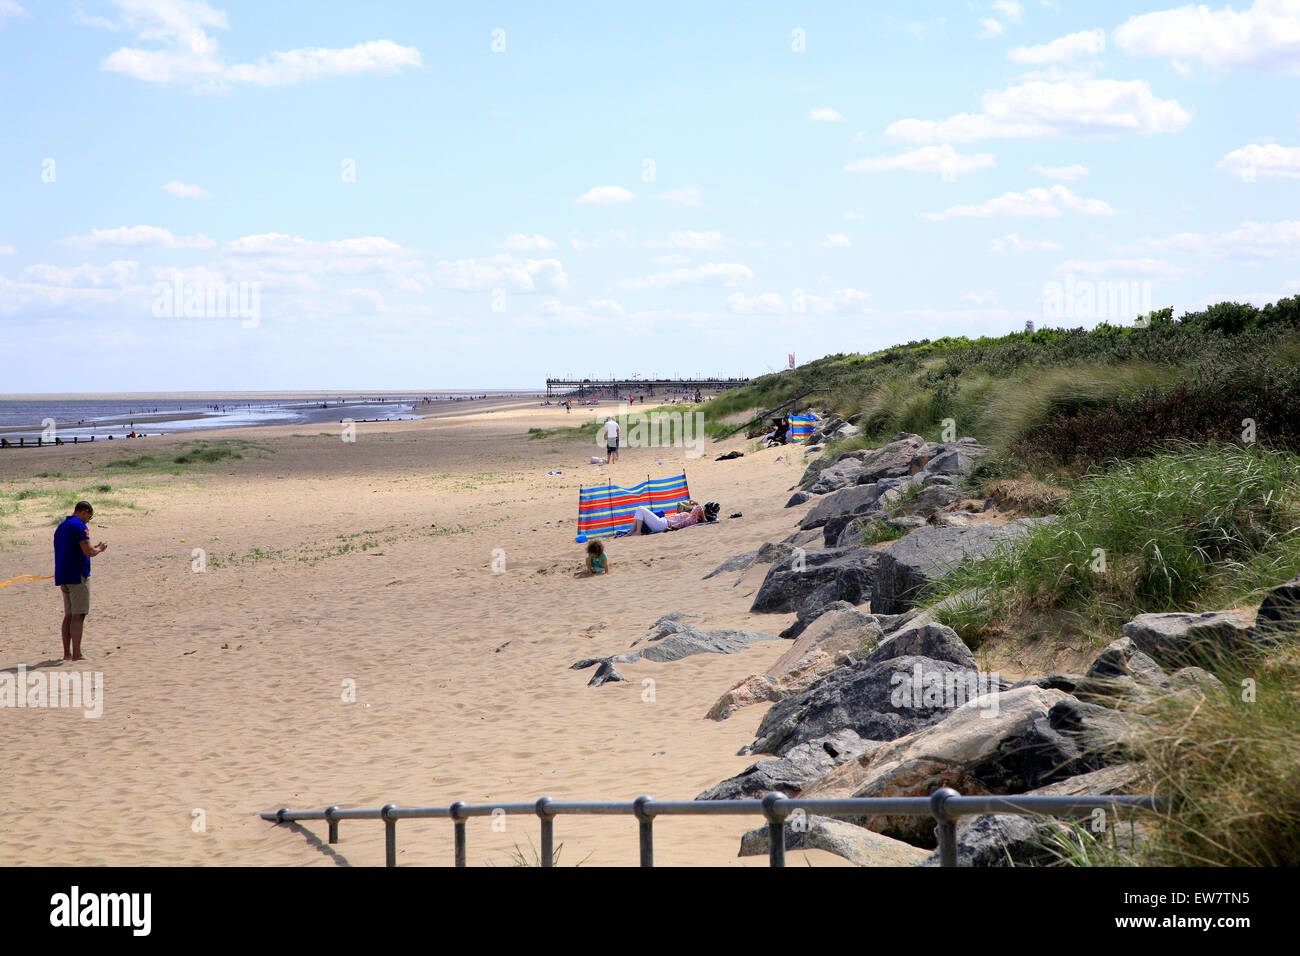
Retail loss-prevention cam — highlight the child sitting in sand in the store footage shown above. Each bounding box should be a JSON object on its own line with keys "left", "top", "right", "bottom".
{"left": 577, "top": 539, "right": 610, "bottom": 576}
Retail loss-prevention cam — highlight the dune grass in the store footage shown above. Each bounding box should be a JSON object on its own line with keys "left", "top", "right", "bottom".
{"left": 929, "top": 444, "right": 1300, "bottom": 644}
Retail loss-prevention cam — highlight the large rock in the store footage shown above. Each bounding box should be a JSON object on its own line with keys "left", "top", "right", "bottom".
{"left": 704, "top": 673, "right": 787, "bottom": 721}
{"left": 1256, "top": 574, "right": 1300, "bottom": 634}
{"left": 918, "top": 762, "right": 1150, "bottom": 866}
{"left": 702, "top": 549, "right": 759, "bottom": 580}
{"left": 862, "top": 621, "right": 978, "bottom": 671}
{"left": 1121, "top": 609, "right": 1258, "bottom": 668}
{"left": 917, "top": 814, "right": 1062, "bottom": 867}
{"left": 572, "top": 614, "right": 782, "bottom": 682}
{"left": 871, "top": 519, "right": 1048, "bottom": 615}
{"left": 799, "top": 686, "right": 1072, "bottom": 845}
{"left": 808, "top": 459, "right": 865, "bottom": 494}
{"left": 739, "top": 814, "right": 930, "bottom": 866}
{"left": 744, "top": 655, "right": 985, "bottom": 756}
{"left": 855, "top": 434, "right": 935, "bottom": 483}
{"left": 697, "top": 730, "right": 877, "bottom": 799}
{"left": 893, "top": 483, "right": 962, "bottom": 518}
{"left": 800, "top": 484, "right": 886, "bottom": 530}
{"left": 749, "top": 547, "right": 879, "bottom": 614}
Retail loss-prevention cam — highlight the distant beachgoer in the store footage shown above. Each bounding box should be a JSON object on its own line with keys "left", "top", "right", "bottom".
{"left": 603, "top": 416, "right": 620, "bottom": 463}
{"left": 577, "top": 540, "right": 610, "bottom": 576}
{"left": 565, "top": 399, "right": 572, "bottom": 413}
{"left": 629, "top": 502, "right": 704, "bottom": 535}
{"left": 54, "top": 501, "right": 107, "bottom": 662}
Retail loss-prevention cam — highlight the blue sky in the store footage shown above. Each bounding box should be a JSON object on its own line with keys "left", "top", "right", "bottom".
{"left": 2, "top": 0, "right": 1299, "bottom": 391}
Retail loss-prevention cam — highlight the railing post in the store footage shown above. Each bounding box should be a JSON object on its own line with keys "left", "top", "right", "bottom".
{"left": 930, "top": 787, "right": 960, "bottom": 867}
{"left": 381, "top": 803, "right": 398, "bottom": 868}
{"left": 325, "top": 805, "right": 340, "bottom": 844}
{"left": 450, "top": 801, "right": 468, "bottom": 868}
{"left": 633, "top": 795, "right": 654, "bottom": 867}
{"left": 535, "top": 796, "right": 555, "bottom": 868}
{"left": 761, "top": 792, "right": 788, "bottom": 868}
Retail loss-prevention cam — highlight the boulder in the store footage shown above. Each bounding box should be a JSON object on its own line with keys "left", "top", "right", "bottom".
{"left": 1085, "top": 636, "right": 1168, "bottom": 685}
{"left": 862, "top": 621, "right": 978, "bottom": 671}
{"left": 799, "top": 686, "right": 1072, "bottom": 845}
{"left": 745, "top": 655, "right": 985, "bottom": 756}
{"left": 785, "top": 490, "right": 814, "bottom": 507}
{"left": 808, "top": 458, "right": 865, "bottom": 494}
{"left": 800, "top": 483, "right": 886, "bottom": 530}
{"left": 572, "top": 614, "right": 783, "bottom": 683}
{"left": 705, "top": 673, "right": 787, "bottom": 721}
{"left": 893, "top": 483, "right": 963, "bottom": 518}
{"left": 917, "top": 814, "right": 1062, "bottom": 867}
{"left": 923, "top": 446, "right": 986, "bottom": 476}
{"left": 697, "top": 730, "right": 877, "bottom": 799}
{"left": 855, "top": 434, "right": 935, "bottom": 484}
{"left": 749, "top": 547, "right": 879, "bottom": 614}
{"left": 1121, "top": 609, "right": 1259, "bottom": 668}
{"left": 740, "top": 814, "right": 930, "bottom": 866}
{"left": 702, "top": 549, "right": 759, "bottom": 580}
{"left": 587, "top": 661, "right": 627, "bottom": 686}
{"left": 871, "top": 519, "right": 1047, "bottom": 615}
{"left": 1256, "top": 574, "right": 1300, "bottom": 634}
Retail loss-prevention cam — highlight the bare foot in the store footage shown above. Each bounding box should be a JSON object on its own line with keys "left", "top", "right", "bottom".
{"left": 72, "top": 655, "right": 90, "bottom": 662}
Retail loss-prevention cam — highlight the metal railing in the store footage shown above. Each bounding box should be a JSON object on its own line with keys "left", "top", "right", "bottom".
{"left": 260, "top": 788, "right": 1168, "bottom": 867}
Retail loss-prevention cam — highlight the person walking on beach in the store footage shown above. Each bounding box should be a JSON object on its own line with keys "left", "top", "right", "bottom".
{"left": 54, "top": 501, "right": 107, "bottom": 662}
{"left": 603, "top": 415, "right": 620, "bottom": 463}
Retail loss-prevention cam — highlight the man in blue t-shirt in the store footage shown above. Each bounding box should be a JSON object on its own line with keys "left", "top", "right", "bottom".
{"left": 53, "top": 501, "right": 108, "bottom": 661}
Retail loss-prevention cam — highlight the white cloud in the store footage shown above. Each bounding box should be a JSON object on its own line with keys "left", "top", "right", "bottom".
{"left": 980, "top": 18, "right": 1005, "bottom": 38}
{"left": 1053, "top": 257, "right": 1197, "bottom": 278}
{"left": 819, "top": 234, "right": 852, "bottom": 247}
{"left": 500, "top": 233, "right": 557, "bottom": 251}
{"left": 885, "top": 79, "right": 1191, "bottom": 142}
{"left": 93, "top": 1, "right": 421, "bottom": 89}
{"left": 1216, "top": 143, "right": 1300, "bottom": 180}
{"left": 618, "top": 263, "right": 754, "bottom": 290}
{"left": 23, "top": 261, "right": 139, "bottom": 288}
{"left": 989, "top": 233, "right": 1064, "bottom": 252}
{"left": 575, "top": 185, "right": 635, "bottom": 205}
{"left": 651, "top": 253, "right": 690, "bottom": 265}
{"left": 62, "top": 225, "right": 216, "bottom": 249}
{"left": 727, "top": 292, "right": 788, "bottom": 314}
{"left": 653, "top": 186, "right": 702, "bottom": 207}
{"left": 844, "top": 211, "right": 866, "bottom": 221}
{"left": 845, "top": 143, "right": 996, "bottom": 175}
{"left": 0, "top": 1, "right": 29, "bottom": 24}
{"left": 1114, "top": 0, "right": 1300, "bottom": 75}
{"left": 924, "top": 185, "right": 1114, "bottom": 220}
{"left": 1032, "top": 163, "right": 1088, "bottom": 180}
{"left": 809, "top": 107, "right": 846, "bottom": 122}
{"left": 226, "top": 233, "right": 409, "bottom": 257}
{"left": 1009, "top": 29, "right": 1106, "bottom": 64}
{"left": 586, "top": 298, "right": 625, "bottom": 316}
{"left": 434, "top": 254, "right": 568, "bottom": 293}
{"left": 0, "top": 243, "right": 15, "bottom": 255}
{"left": 645, "top": 230, "right": 727, "bottom": 251}
{"left": 162, "top": 180, "right": 212, "bottom": 199}
{"left": 963, "top": 290, "right": 999, "bottom": 304}
{"left": 993, "top": 1, "right": 1023, "bottom": 21}
{"left": 1128, "top": 220, "right": 1300, "bottom": 259}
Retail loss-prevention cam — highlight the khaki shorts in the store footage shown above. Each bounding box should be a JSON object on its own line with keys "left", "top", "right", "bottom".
{"left": 61, "top": 577, "right": 90, "bottom": 616}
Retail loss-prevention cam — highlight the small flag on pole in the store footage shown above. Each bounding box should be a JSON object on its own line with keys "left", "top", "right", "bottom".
{"left": 788, "top": 353, "right": 795, "bottom": 369}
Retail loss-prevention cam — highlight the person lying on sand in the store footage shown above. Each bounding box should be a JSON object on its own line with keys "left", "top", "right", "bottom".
{"left": 629, "top": 501, "right": 705, "bottom": 534}
{"left": 575, "top": 539, "right": 610, "bottom": 575}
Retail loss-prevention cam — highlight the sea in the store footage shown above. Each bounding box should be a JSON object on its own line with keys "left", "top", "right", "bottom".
{"left": 0, "top": 391, "right": 530, "bottom": 441}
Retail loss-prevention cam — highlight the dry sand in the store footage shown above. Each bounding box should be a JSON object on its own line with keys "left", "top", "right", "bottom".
{"left": 0, "top": 398, "right": 857, "bottom": 866}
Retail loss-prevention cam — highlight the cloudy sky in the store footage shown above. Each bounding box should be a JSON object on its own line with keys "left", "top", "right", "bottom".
{"left": 2, "top": 0, "right": 1299, "bottom": 391}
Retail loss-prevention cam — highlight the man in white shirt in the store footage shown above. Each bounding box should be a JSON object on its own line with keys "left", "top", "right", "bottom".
{"left": 603, "top": 416, "right": 620, "bottom": 463}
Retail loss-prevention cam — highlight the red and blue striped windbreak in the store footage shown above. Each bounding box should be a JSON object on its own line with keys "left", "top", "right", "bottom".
{"left": 577, "top": 474, "right": 691, "bottom": 538}
{"left": 789, "top": 414, "right": 816, "bottom": 442}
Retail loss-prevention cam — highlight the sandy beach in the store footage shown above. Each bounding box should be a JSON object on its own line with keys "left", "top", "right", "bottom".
{"left": 0, "top": 397, "right": 860, "bottom": 866}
